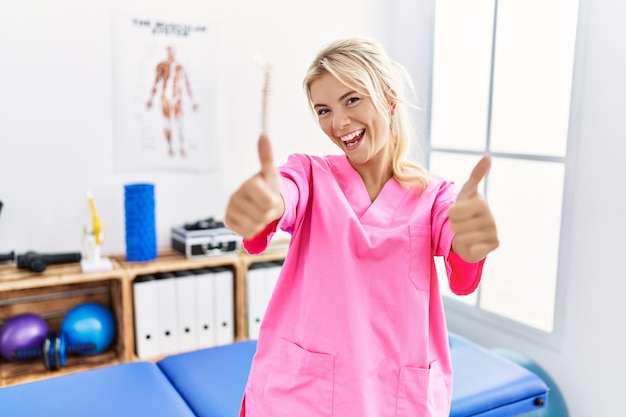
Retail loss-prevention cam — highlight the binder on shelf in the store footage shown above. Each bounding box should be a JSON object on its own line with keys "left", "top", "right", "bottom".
{"left": 246, "top": 261, "right": 283, "bottom": 339}
{"left": 246, "top": 262, "right": 269, "bottom": 340}
{"left": 155, "top": 272, "right": 180, "bottom": 356}
{"left": 174, "top": 270, "right": 198, "bottom": 352}
{"left": 132, "top": 274, "right": 160, "bottom": 359}
{"left": 213, "top": 266, "right": 235, "bottom": 345}
{"left": 193, "top": 268, "right": 217, "bottom": 349}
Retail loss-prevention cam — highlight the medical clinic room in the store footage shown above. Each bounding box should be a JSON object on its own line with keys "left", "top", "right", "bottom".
{"left": 0, "top": 0, "right": 623, "bottom": 416}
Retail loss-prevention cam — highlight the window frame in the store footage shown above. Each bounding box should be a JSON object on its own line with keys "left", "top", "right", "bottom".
{"left": 425, "top": 0, "right": 584, "bottom": 350}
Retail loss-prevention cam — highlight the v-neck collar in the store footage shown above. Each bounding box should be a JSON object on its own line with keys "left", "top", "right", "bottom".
{"left": 327, "top": 155, "right": 409, "bottom": 227}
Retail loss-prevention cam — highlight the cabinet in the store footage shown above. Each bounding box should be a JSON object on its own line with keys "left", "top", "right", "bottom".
{"left": 0, "top": 246, "right": 286, "bottom": 387}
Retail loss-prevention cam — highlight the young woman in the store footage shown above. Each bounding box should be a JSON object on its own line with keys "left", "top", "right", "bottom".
{"left": 225, "top": 37, "right": 499, "bottom": 417}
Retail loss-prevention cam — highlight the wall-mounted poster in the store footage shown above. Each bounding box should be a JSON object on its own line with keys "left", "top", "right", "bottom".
{"left": 112, "top": 11, "right": 220, "bottom": 171}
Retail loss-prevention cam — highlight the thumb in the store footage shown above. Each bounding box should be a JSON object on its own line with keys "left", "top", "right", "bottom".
{"left": 458, "top": 155, "right": 491, "bottom": 200}
{"left": 258, "top": 134, "right": 276, "bottom": 179}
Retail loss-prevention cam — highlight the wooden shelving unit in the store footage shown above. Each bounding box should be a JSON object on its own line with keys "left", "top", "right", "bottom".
{"left": 0, "top": 246, "right": 287, "bottom": 387}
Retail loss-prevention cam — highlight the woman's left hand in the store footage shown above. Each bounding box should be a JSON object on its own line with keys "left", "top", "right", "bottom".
{"left": 448, "top": 155, "right": 499, "bottom": 263}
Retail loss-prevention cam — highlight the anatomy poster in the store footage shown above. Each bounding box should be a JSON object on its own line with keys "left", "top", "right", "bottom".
{"left": 112, "top": 12, "right": 219, "bottom": 171}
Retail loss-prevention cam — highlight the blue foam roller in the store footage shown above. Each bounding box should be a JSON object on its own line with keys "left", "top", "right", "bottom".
{"left": 124, "top": 183, "right": 157, "bottom": 262}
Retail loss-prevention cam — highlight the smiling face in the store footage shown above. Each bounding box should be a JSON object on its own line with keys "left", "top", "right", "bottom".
{"left": 309, "top": 73, "right": 394, "bottom": 171}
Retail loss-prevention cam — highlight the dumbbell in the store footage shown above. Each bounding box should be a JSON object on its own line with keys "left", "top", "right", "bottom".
{"left": 16, "top": 251, "right": 82, "bottom": 273}
{"left": 0, "top": 251, "right": 15, "bottom": 263}
{"left": 11, "top": 332, "right": 96, "bottom": 370}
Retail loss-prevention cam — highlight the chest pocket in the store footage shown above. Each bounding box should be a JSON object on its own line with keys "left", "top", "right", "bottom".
{"left": 409, "top": 225, "right": 432, "bottom": 291}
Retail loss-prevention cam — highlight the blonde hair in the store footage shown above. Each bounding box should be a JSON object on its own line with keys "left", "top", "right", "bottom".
{"left": 303, "top": 37, "right": 430, "bottom": 189}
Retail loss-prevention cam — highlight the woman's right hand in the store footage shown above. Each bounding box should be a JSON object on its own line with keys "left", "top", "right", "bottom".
{"left": 224, "top": 134, "right": 284, "bottom": 240}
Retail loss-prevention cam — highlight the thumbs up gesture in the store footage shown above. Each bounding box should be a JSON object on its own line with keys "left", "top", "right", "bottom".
{"left": 448, "top": 155, "right": 499, "bottom": 263}
{"left": 224, "top": 134, "right": 284, "bottom": 240}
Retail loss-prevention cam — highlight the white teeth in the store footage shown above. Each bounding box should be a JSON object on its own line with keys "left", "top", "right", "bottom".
{"left": 340, "top": 129, "right": 364, "bottom": 142}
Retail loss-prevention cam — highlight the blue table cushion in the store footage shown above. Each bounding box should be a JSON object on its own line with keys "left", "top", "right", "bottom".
{"left": 449, "top": 333, "right": 549, "bottom": 417}
{"left": 157, "top": 334, "right": 548, "bottom": 417}
{"left": 157, "top": 340, "right": 257, "bottom": 417}
{"left": 0, "top": 334, "right": 548, "bottom": 417}
{"left": 0, "top": 361, "right": 196, "bottom": 417}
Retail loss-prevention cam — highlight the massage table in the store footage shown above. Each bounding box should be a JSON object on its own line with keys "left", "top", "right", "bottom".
{"left": 0, "top": 332, "right": 548, "bottom": 416}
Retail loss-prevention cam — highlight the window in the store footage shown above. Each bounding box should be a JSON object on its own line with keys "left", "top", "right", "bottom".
{"left": 429, "top": 0, "right": 579, "bottom": 339}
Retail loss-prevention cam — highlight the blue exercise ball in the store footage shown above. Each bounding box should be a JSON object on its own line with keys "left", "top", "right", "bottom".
{"left": 61, "top": 302, "right": 116, "bottom": 355}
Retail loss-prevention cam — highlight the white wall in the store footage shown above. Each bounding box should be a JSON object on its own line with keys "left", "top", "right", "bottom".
{"left": 441, "top": 0, "right": 626, "bottom": 416}
{"left": 1, "top": 0, "right": 624, "bottom": 416}
{"left": 0, "top": 0, "right": 394, "bottom": 255}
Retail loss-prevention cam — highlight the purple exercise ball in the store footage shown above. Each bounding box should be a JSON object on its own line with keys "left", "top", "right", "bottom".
{"left": 0, "top": 313, "right": 49, "bottom": 361}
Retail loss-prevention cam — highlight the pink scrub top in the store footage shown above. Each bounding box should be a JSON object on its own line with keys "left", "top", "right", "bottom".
{"left": 241, "top": 154, "right": 484, "bottom": 417}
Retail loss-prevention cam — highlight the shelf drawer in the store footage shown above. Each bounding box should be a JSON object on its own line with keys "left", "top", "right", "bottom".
{"left": 0, "top": 279, "right": 124, "bottom": 386}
